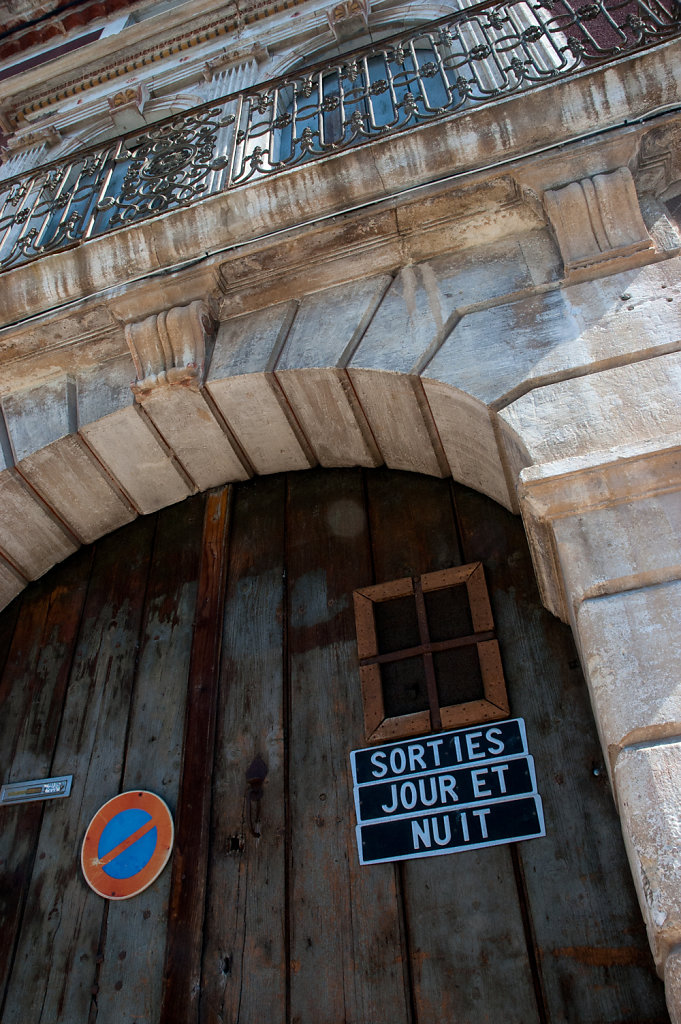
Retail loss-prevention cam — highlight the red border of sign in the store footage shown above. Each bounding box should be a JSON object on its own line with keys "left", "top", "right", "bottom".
{"left": 81, "top": 790, "right": 174, "bottom": 900}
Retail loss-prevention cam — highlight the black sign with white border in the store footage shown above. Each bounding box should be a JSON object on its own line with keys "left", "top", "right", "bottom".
{"left": 350, "top": 719, "right": 545, "bottom": 866}
{"left": 356, "top": 794, "right": 545, "bottom": 865}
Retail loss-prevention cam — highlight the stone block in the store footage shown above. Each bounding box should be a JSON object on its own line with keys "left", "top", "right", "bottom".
{"left": 77, "top": 353, "right": 136, "bottom": 426}
{"left": 279, "top": 276, "right": 390, "bottom": 369}
{"left": 207, "top": 373, "right": 314, "bottom": 475}
{"left": 0, "top": 469, "right": 78, "bottom": 580}
{"left": 210, "top": 301, "right": 296, "bottom": 378}
{"left": 499, "top": 351, "right": 681, "bottom": 477}
{"left": 577, "top": 581, "right": 681, "bottom": 774}
{"left": 276, "top": 367, "right": 380, "bottom": 468}
{"left": 615, "top": 741, "right": 681, "bottom": 968}
{"left": 80, "top": 407, "right": 193, "bottom": 515}
{"left": 350, "top": 240, "right": 536, "bottom": 375}
{"left": 138, "top": 387, "right": 250, "bottom": 490}
{"left": 427, "top": 259, "right": 681, "bottom": 407}
{"left": 421, "top": 380, "right": 514, "bottom": 509}
{"left": 347, "top": 369, "right": 446, "bottom": 476}
{"left": 273, "top": 279, "right": 390, "bottom": 467}
{"left": 517, "top": 445, "right": 681, "bottom": 621}
{"left": 207, "top": 301, "right": 314, "bottom": 472}
{"left": 2, "top": 375, "right": 77, "bottom": 461}
{"left": 77, "top": 357, "right": 193, "bottom": 514}
{"left": 16, "top": 436, "right": 135, "bottom": 545}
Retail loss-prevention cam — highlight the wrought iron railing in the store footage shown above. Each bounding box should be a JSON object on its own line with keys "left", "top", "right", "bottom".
{"left": 0, "top": 0, "right": 679, "bottom": 272}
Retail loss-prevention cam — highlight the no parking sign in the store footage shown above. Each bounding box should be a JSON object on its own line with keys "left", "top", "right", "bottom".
{"left": 81, "top": 791, "right": 174, "bottom": 900}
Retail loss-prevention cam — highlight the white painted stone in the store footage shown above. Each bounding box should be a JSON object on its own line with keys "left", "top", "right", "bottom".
{"left": 139, "top": 387, "right": 250, "bottom": 489}
{"left": 427, "top": 259, "right": 681, "bottom": 406}
{"left": 421, "top": 380, "right": 514, "bottom": 509}
{"left": 664, "top": 946, "right": 681, "bottom": 1024}
{"left": 16, "top": 436, "right": 135, "bottom": 545}
{"left": 577, "top": 582, "right": 681, "bottom": 774}
{"left": 500, "top": 351, "right": 681, "bottom": 477}
{"left": 615, "top": 741, "right": 681, "bottom": 968}
{"left": 0, "top": 469, "right": 78, "bottom": 580}
{"left": 344, "top": 369, "right": 445, "bottom": 476}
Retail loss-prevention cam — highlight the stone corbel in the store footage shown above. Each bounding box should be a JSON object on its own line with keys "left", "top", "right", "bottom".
{"left": 126, "top": 300, "right": 217, "bottom": 401}
{"left": 106, "top": 84, "right": 150, "bottom": 131}
{"left": 326, "top": 0, "right": 369, "bottom": 41}
{"left": 544, "top": 167, "right": 654, "bottom": 282}
{"left": 202, "top": 43, "right": 269, "bottom": 81}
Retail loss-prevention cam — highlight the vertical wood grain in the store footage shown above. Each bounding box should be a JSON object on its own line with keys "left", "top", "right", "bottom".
{"left": 200, "top": 474, "right": 287, "bottom": 1024}
{"left": 365, "top": 469, "right": 541, "bottom": 1024}
{"left": 96, "top": 495, "right": 206, "bottom": 1024}
{"left": 159, "top": 487, "right": 232, "bottom": 1024}
{"left": 454, "top": 483, "right": 669, "bottom": 1023}
{"left": 0, "top": 549, "right": 92, "bottom": 1012}
{"left": 286, "top": 469, "right": 410, "bottom": 1024}
{"left": 1, "top": 515, "right": 155, "bottom": 1024}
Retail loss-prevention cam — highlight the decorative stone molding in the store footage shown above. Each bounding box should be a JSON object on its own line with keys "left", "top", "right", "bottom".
{"left": 326, "top": 0, "right": 369, "bottom": 41}
{"left": 126, "top": 300, "right": 217, "bottom": 399}
{"left": 107, "top": 84, "right": 149, "bottom": 115}
{"left": 202, "top": 43, "right": 269, "bottom": 81}
{"left": 0, "top": 123, "right": 62, "bottom": 157}
{"left": 544, "top": 167, "right": 654, "bottom": 281}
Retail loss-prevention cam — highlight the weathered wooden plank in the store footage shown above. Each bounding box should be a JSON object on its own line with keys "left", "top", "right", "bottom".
{"left": 159, "top": 487, "right": 232, "bottom": 1024}
{"left": 95, "top": 495, "right": 206, "bottom": 1024}
{"left": 365, "top": 469, "right": 541, "bottom": 1024}
{"left": 453, "top": 483, "right": 669, "bottom": 1023}
{"left": 286, "top": 469, "right": 410, "bottom": 1024}
{"left": 1, "top": 515, "right": 156, "bottom": 1024}
{"left": 0, "top": 584, "right": 20, "bottom": 680}
{"left": 0, "top": 549, "right": 92, "bottom": 1012}
{"left": 199, "top": 475, "right": 287, "bottom": 1024}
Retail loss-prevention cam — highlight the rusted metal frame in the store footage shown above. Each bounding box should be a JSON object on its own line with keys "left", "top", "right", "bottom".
{"left": 159, "top": 486, "right": 232, "bottom": 1024}
{"left": 412, "top": 574, "right": 442, "bottom": 732}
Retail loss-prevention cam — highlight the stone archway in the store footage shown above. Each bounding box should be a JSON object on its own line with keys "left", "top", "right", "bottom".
{"left": 0, "top": 237, "right": 681, "bottom": 1018}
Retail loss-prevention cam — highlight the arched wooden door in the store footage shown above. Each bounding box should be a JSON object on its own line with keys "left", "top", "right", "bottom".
{"left": 0, "top": 470, "right": 669, "bottom": 1023}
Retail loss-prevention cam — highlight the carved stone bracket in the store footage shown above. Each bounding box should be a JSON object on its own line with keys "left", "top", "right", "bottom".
{"left": 326, "top": 0, "right": 369, "bottom": 41}
{"left": 544, "top": 167, "right": 654, "bottom": 282}
{"left": 126, "top": 300, "right": 217, "bottom": 401}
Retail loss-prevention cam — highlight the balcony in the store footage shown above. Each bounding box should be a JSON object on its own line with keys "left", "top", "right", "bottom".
{"left": 0, "top": 0, "right": 679, "bottom": 323}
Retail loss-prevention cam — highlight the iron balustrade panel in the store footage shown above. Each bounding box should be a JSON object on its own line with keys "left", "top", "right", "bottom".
{"left": 0, "top": 0, "right": 679, "bottom": 271}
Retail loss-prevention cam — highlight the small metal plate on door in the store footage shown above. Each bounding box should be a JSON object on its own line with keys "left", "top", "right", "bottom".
{"left": 0, "top": 775, "right": 73, "bottom": 806}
